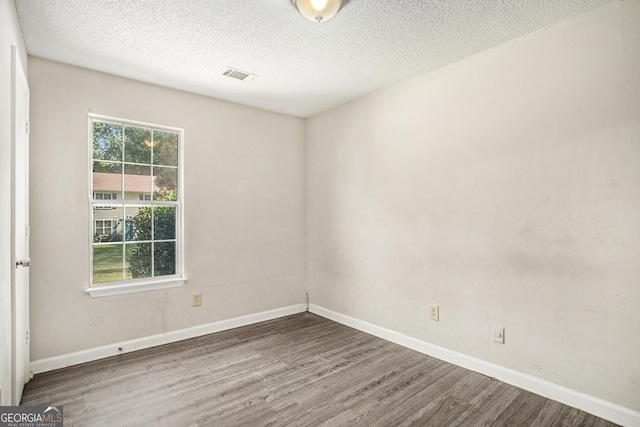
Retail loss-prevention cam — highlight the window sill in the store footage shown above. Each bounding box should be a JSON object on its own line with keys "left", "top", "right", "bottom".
{"left": 86, "top": 277, "right": 187, "bottom": 298}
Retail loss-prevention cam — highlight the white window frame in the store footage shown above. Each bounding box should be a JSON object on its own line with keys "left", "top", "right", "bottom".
{"left": 87, "top": 114, "right": 186, "bottom": 297}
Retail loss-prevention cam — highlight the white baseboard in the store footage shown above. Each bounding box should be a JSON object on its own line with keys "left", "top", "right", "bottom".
{"left": 309, "top": 304, "right": 640, "bottom": 427}
{"left": 31, "top": 304, "right": 307, "bottom": 375}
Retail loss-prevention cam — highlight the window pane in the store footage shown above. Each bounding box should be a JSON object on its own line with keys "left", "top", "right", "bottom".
{"left": 124, "top": 164, "right": 151, "bottom": 201}
{"left": 124, "top": 126, "right": 151, "bottom": 164}
{"left": 124, "top": 206, "right": 150, "bottom": 241}
{"left": 93, "top": 161, "right": 121, "bottom": 175}
{"left": 93, "top": 244, "right": 124, "bottom": 283}
{"left": 154, "top": 207, "right": 176, "bottom": 240}
{"left": 124, "top": 244, "right": 135, "bottom": 280}
{"left": 154, "top": 242, "right": 176, "bottom": 277}
{"left": 153, "top": 167, "right": 177, "bottom": 201}
{"left": 127, "top": 242, "right": 152, "bottom": 279}
{"left": 153, "top": 130, "right": 178, "bottom": 167}
{"left": 93, "top": 122, "right": 123, "bottom": 162}
{"left": 93, "top": 207, "right": 122, "bottom": 243}
{"left": 93, "top": 162, "right": 122, "bottom": 200}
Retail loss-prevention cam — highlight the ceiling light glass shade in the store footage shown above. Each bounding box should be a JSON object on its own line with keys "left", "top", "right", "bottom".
{"left": 290, "top": 0, "right": 347, "bottom": 23}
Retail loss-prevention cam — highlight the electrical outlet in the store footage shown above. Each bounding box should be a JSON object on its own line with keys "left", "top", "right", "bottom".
{"left": 494, "top": 327, "right": 505, "bottom": 344}
{"left": 429, "top": 305, "right": 439, "bottom": 321}
{"left": 192, "top": 293, "right": 202, "bottom": 307}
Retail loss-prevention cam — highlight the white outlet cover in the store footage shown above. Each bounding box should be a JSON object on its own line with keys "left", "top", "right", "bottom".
{"left": 494, "top": 327, "right": 505, "bottom": 344}
{"left": 429, "top": 305, "right": 439, "bottom": 321}
{"left": 193, "top": 293, "right": 202, "bottom": 307}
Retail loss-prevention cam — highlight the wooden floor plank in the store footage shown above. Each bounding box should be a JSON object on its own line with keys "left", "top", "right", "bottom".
{"left": 21, "top": 313, "right": 619, "bottom": 426}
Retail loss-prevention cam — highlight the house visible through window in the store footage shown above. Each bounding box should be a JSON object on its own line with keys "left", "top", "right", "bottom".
{"left": 90, "top": 115, "right": 183, "bottom": 290}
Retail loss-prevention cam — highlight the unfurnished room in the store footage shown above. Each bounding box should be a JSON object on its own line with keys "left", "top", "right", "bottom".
{"left": 0, "top": 0, "right": 639, "bottom": 426}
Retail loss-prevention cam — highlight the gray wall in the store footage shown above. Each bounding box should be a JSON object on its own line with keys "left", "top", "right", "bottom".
{"left": 0, "top": 0, "right": 28, "bottom": 406}
{"left": 306, "top": 1, "right": 639, "bottom": 411}
{"left": 28, "top": 58, "right": 306, "bottom": 360}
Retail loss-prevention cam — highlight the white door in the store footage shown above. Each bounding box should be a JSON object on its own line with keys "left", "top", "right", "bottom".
{"left": 11, "top": 46, "right": 30, "bottom": 405}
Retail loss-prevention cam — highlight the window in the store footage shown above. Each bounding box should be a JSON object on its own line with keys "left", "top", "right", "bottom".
{"left": 89, "top": 115, "right": 185, "bottom": 297}
{"left": 93, "top": 192, "right": 117, "bottom": 200}
{"left": 94, "top": 193, "right": 118, "bottom": 210}
{"left": 94, "top": 219, "right": 117, "bottom": 237}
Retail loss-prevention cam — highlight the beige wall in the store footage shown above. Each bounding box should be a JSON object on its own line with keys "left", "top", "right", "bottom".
{"left": 306, "top": 1, "right": 639, "bottom": 411}
{"left": 28, "top": 58, "right": 306, "bottom": 360}
{"left": 0, "top": 0, "right": 28, "bottom": 406}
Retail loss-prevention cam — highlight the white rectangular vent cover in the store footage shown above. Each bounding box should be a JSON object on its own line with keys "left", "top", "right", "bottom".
{"left": 222, "top": 67, "right": 257, "bottom": 82}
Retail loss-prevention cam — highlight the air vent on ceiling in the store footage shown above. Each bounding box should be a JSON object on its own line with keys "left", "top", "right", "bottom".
{"left": 221, "top": 67, "right": 257, "bottom": 82}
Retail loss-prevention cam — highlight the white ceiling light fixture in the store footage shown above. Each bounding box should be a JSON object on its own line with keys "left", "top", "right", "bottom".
{"left": 290, "top": 0, "right": 347, "bottom": 23}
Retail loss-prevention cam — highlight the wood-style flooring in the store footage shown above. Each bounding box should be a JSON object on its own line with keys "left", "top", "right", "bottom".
{"left": 21, "top": 313, "right": 618, "bottom": 426}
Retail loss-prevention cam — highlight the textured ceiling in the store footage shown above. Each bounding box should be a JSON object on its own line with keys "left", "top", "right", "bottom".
{"left": 14, "top": 0, "right": 615, "bottom": 118}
